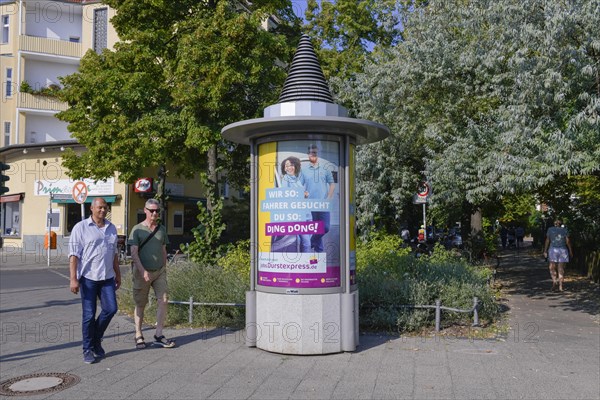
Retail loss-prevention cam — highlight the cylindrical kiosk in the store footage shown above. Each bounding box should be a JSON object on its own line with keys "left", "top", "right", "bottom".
{"left": 222, "top": 35, "right": 389, "bottom": 354}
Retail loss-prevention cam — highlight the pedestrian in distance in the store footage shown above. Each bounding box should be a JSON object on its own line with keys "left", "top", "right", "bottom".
{"left": 515, "top": 225, "right": 525, "bottom": 249}
{"left": 417, "top": 225, "right": 426, "bottom": 243}
{"left": 401, "top": 227, "right": 411, "bottom": 247}
{"left": 129, "top": 198, "right": 175, "bottom": 349}
{"left": 507, "top": 226, "right": 516, "bottom": 248}
{"left": 500, "top": 225, "right": 508, "bottom": 249}
{"left": 69, "top": 197, "right": 121, "bottom": 364}
{"left": 543, "top": 217, "right": 573, "bottom": 292}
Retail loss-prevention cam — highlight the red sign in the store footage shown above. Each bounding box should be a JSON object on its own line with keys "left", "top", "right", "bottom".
{"left": 417, "top": 181, "right": 430, "bottom": 198}
{"left": 134, "top": 178, "right": 153, "bottom": 193}
{"left": 72, "top": 181, "right": 88, "bottom": 204}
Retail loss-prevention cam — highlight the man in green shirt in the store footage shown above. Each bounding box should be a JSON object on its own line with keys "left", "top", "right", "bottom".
{"left": 129, "top": 198, "right": 175, "bottom": 349}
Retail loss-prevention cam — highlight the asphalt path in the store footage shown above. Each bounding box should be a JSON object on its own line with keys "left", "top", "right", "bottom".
{"left": 0, "top": 268, "right": 70, "bottom": 291}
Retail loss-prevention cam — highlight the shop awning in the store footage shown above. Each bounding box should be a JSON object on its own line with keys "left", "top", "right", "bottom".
{"left": 0, "top": 193, "right": 23, "bottom": 203}
{"left": 52, "top": 195, "right": 118, "bottom": 204}
{"left": 166, "top": 195, "right": 206, "bottom": 205}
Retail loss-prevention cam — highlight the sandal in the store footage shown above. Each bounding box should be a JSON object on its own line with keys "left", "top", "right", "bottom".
{"left": 153, "top": 335, "right": 175, "bottom": 348}
{"left": 135, "top": 336, "right": 146, "bottom": 350}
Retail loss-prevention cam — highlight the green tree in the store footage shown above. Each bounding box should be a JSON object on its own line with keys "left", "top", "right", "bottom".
{"left": 304, "top": 0, "right": 402, "bottom": 82}
{"left": 302, "top": 0, "right": 420, "bottom": 233}
{"left": 58, "top": 0, "right": 301, "bottom": 259}
{"left": 343, "top": 0, "right": 600, "bottom": 236}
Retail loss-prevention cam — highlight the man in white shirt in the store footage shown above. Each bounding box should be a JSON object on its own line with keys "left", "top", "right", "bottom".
{"left": 69, "top": 197, "right": 121, "bottom": 364}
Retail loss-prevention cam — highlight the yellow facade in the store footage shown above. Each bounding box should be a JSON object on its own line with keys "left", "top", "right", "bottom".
{"left": 0, "top": 1, "right": 210, "bottom": 256}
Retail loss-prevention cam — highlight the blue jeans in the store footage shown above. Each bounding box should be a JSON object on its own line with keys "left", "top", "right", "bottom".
{"left": 310, "top": 212, "right": 330, "bottom": 252}
{"left": 79, "top": 276, "right": 117, "bottom": 352}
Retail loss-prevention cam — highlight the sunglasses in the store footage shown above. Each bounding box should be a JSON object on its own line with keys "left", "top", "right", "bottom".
{"left": 146, "top": 208, "right": 160, "bottom": 214}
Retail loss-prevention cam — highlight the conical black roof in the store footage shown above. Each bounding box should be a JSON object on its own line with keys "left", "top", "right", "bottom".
{"left": 278, "top": 34, "right": 334, "bottom": 103}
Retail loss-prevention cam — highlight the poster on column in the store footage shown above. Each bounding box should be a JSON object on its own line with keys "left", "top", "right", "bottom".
{"left": 257, "top": 140, "right": 341, "bottom": 288}
{"left": 349, "top": 144, "right": 357, "bottom": 286}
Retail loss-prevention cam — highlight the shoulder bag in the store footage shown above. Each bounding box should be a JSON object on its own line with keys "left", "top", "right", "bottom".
{"left": 131, "top": 225, "right": 160, "bottom": 268}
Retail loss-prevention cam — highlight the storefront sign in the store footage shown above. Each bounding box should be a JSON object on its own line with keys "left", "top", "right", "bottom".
{"left": 134, "top": 178, "right": 153, "bottom": 193}
{"left": 34, "top": 178, "right": 114, "bottom": 196}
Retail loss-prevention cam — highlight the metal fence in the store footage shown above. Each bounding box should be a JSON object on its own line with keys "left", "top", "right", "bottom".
{"left": 400, "top": 297, "right": 480, "bottom": 332}
{"left": 170, "top": 297, "right": 245, "bottom": 324}
{"left": 163, "top": 296, "right": 480, "bottom": 331}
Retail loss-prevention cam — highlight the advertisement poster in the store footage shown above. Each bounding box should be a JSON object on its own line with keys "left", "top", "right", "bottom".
{"left": 257, "top": 140, "right": 340, "bottom": 288}
{"left": 349, "top": 144, "right": 356, "bottom": 286}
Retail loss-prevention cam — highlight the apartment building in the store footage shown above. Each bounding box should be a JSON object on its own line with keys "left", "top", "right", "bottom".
{"left": 0, "top": 0, "right": 208, "bottom": 256}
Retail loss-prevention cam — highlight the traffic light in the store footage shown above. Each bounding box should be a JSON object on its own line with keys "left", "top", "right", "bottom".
{"left": 0, "top": 161, "right": 10, "bottom": 195}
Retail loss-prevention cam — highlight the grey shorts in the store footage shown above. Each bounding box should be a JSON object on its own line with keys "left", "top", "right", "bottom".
{"left": 548, "top": 247, "right": 569, "bottom": 263}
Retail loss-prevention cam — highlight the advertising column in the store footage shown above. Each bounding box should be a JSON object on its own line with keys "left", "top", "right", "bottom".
{"left": 257, "top": 139, "right": 341, "bottom": 289}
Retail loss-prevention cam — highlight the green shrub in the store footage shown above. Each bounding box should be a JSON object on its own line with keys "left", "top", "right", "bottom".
{"left": 218, "top": 240, "right": 251, "bottom": 278}
{"left": 118, "top": 240, "right": 251, "bottom": 329}
{"left": 357, "top": 233, "right": 498, "bottom": 333}
{"left": 119, "top": 235, "right": 499, "bottom": 333}
{"left": 166, "top": 261, "right": 248, "bottom": 328}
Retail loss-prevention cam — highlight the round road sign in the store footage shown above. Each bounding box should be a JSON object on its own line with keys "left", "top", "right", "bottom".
{"left": 417, "top": 182, "right": 430, "bottom": 198}
{"left": 72, "top": 181, "right": 88, "bottom": 204}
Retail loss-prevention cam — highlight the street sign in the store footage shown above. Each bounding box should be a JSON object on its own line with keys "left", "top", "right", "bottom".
{"left": 413, "top": 181, "right": 430, "bottom": 204}
{"left": 412, "top": 194, "right": 428, "bottom": 204}
{"left": 72, "top": 181, "right": 88, "bottom": 204}
{"left": 416, "top": 181, "right": 430, "bottom": 198}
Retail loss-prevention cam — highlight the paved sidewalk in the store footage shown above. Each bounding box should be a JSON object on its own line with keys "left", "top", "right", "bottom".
{"left": 1, "top": 248, "right": 599, "bottom": 399}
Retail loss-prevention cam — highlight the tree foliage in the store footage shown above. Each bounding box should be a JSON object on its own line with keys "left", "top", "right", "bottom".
{"left": 58, "top": 0, "right": 300, "bottom": 186}
{"left": 57, "top": 0, "right": 301, "bottom": 256}
{"left": 344, "top": 0, "right": 600, "bottom": 233}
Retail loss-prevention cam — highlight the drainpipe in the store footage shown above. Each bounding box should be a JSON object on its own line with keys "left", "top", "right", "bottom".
{"left": 15, "top": 0, "right": 23, "bottom": 144}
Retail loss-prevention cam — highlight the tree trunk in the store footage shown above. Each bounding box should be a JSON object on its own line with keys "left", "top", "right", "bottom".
{"left": 157, "top": 164, "right": 167, "bottom": 222}
{"left": 206, "top": 144, "right": 218, "bottom": 212}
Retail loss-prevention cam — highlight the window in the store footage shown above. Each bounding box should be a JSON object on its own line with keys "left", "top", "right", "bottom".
{"left": 66, "top": 203, "right": 91, "bottom": 234}
{"left": 29, "top": 131, "right": 36, "bottom": 144}
{"left": 136, "top": 209, "right": 145, "bottom": 224}
{"left": 1, "top": 15, "right": 8, "bottom": 44}
{"left": 3, "top": 121, "right": 9, "bottom": 147}
{"left": 183, "top": 203, "right": 201, "bottom": 236}
{"left": 5, "top": 67, "right": 12, "bottom": 98}
{"left": 1, "top": 200, "right": 21, "bottom": 237}
{"left": 220, "top": 182, "right": 230, "bottom": 198}
{"left": 69, "top": 36, "right": 80, "bottom": 43}
{"left": 173, "top": 211, "right": 183, "bottom": 230}
{"left": 93, "top": 8, "right": 108, "bottom": 54}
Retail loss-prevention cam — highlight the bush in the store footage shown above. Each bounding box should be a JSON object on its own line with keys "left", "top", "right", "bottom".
{"left": 119, "top": 236, "right": 499, "bottom": 333}
{"left": 166, "top": 261, "right": 247, "bottom": 328}
{"left": 118, "top": 240, "right": 250, "bottom": 328}
{"left": 357, "top": 233, "right": 498, "bottom": 333}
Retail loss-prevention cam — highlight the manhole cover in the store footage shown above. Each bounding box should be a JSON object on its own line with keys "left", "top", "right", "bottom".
{"left": 0, "top": 373, "right": 80, "bottom": 397}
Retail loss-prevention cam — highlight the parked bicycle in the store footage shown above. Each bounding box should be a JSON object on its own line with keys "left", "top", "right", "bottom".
{"left": 117, "top": 235, "right": 127, "bottom": 264}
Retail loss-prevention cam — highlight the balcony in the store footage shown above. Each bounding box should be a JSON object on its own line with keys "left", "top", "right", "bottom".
{"left": 18, "top": 92, "right": 68, "bottom": 112}
{"left": 19, "top": 35, "right": 82, "bottom": 58}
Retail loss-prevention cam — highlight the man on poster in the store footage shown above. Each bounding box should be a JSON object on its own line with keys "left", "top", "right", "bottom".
{"left": 305, "top": 144, "right": 335, "bottom": 252}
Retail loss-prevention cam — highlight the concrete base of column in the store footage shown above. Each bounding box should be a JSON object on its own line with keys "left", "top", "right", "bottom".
{"left": 245, "top": 291, "right": 257, "bottom": 347}
{"left": 255, "top": 291, "right": 358, "bottom": 354}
